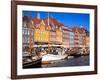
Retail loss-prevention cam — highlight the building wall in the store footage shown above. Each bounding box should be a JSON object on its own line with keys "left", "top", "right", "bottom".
{"left": 62, "top": 29, "right": 70, "bottom": 48}
{"left": 56, "top": 27, "right": 62, "bottom": 44}
{"left": 74, "top": 31, "right": 79, "bottom": 47}
{"left": 50, "top": 31, "right": 56, "bottom": 43}
{"left": 78, "top": 33, "right": 82, "bottom": 47}
{"left": 86, "top": 36, "right": 90, "bottom": 47}
{"left": 82, "top": 31, "right": 86, "bottom": 48}
{"left": 69, "top": 31, "right": 74, "bottom": 48}
{"left": 34, "top": 20, "right": 49, "bottom": 43}
{"left": 22, "top": 20, "right": 30, "bottom": 48}
{"left": 72, "top": 27, "right": 88, "bottom": 48}
{"left": 22, "top": 18, "right": 35, "bottom": 55}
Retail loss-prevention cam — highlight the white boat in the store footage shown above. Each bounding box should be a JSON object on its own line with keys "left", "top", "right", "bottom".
{"left": 42, "top": 54, "right": 68, "bottom": 64}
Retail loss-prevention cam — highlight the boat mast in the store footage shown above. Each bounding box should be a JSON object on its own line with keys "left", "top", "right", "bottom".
{"left": 48, "top": 12, "right": 50, "bottom": 54}
{"left": 29, "top": 11, "right": 33, "bottom": 57}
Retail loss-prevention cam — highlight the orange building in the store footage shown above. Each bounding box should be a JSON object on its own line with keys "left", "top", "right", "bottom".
{"left": 44, "top": 18, "right": 56, "bottom": 44}
{"left": 45, "top": 16, "right": 63, "bottom": 45}
{"left": 56, "top": 27, "right": 62, "bottom": 44}
{"left": 72, "top": 27, "right": 80, "bottom": 47}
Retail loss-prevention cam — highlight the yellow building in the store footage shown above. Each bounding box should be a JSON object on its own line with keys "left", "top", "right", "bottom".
{"left": 34, "top": 20, "right": 49, "bottom": 43}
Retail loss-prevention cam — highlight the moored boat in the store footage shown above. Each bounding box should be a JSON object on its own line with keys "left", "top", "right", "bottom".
{"left": 23, "top": 57, "right": 42, "bottom": 69}
{"left": 42, "top": 54, "right": 68, "bottom": 64}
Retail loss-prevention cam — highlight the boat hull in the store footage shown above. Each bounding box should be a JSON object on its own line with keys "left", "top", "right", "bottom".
{"left": 23, "top": 58, "right": 42, "bottom": 69}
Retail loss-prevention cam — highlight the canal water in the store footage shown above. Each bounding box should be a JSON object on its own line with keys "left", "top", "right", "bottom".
{"left": 42, "top": 55, "right": 89, "bottom": 68}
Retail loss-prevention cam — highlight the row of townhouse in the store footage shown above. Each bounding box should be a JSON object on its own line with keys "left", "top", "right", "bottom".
{"left": 72, "top": 27, "right": 90, "bottom": 48}
{"left": 22, "top": 15, "right": 89, "bottom": 51}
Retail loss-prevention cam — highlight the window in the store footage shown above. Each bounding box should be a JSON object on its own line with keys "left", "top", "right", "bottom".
{"left": 27, "top": 37, "right": 29, "bottom": 43}
{"left": 35, "top": 37, "right": 37, "bottom": 41}
{"left": 23, "top": 21, "right": 27, "bottom": 28}
{"left": 56, "top": 26, "right": 58, "bottom": 29}
{"left": 22, "top": 36, "right": 24, "bottom": 43}
{"left": 27, "top": 30, "right": 29, "bottom": 35}
{"left": 59, "top": 27, "right": 62, "bottom": 31}
{"left": 31, "top": 21, "right": 34, "bottom": 26}
{"left": 22, "top": 29, "right": 24, "bottom": 35}
{"left": 38, "top": 30, "right": 41, "bottom": 33}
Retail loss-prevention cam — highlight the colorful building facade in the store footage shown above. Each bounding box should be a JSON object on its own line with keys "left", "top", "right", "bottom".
{"left": 22, "top": 16, "right": 29, "bottom": 48}
{"left": 34, "top": 20, "right": 49, "bottom": 43}
{"left": 62, "top": 26, "right": 70, "bottom": 48}
{"left": 72, "top": 27, "right": 87, "bottom": 48}
{"left": 86, "top": 36, "right": 90, "bottom": 47}
{"left": 72, "top": 28, "right": 79, "bottom": 47}
{"left": 80, "top": 28, "right": 86, "bottom": 48}
{"left": 44, "top": 18, "right": 56, "bottom": 44}
{"left": 45, "top": 16, "right": 63, "bottom": 45}
{"left": 56, "top": 26, "right": 62, "bottom": 44}
{"left": 69, "top": 29, "right": 74, "bottom": 48}
{"left": 22, "top": 16, "right": 35, "bottom": 56}
{"left": 85, "top": 31, "right": 90, "bottom": 47}
{"left": 23, "top": 15, "right": 89, "bottom": 52}
{"left": 62, "top": 26, "right": 75, "bottom": 49}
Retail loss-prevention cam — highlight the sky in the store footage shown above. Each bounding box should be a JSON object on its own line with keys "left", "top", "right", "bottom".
{"left": 23, "top": 11, "right": 90, "bottom": 32}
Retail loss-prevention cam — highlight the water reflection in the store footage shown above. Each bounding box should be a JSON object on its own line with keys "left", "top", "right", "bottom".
{"left": 42, "top": 55, "right": 89, "bottom": 68}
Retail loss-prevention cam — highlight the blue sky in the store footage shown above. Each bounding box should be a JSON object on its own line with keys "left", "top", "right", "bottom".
{"left": 23, "top": 11, "right": 90, "bottom": 32}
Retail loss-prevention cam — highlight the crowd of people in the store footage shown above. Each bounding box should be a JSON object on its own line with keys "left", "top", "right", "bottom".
{"left": 23, "top": 46, "right": 90, "bottom": 58}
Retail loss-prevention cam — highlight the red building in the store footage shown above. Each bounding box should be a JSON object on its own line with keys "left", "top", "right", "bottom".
{"left": 72, "top": 27, "right": 87, "bottom": 48}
